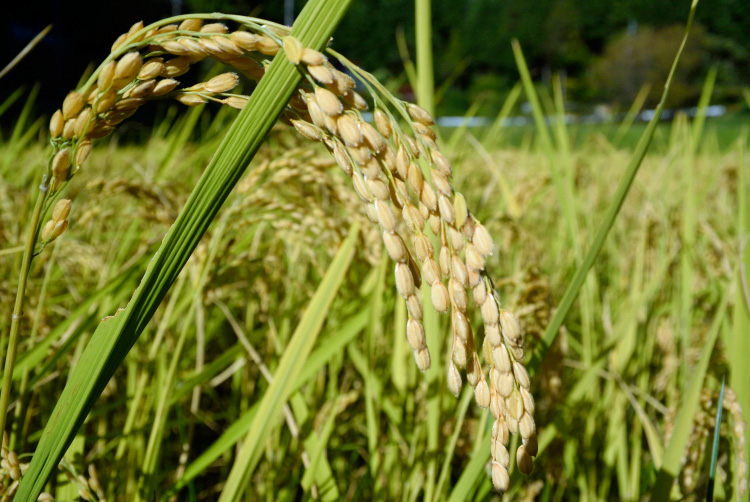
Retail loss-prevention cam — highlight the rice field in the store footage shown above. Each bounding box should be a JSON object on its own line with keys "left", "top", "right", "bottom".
{"left": 0, "top": 1, "right": 748, "bottom": 501}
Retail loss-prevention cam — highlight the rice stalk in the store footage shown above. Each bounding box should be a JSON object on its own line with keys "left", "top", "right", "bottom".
{"left": 12, "top": 2, "right": 354, "bottom": 499}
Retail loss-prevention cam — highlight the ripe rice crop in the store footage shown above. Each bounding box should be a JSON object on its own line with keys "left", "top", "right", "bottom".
{"left": 0, "top": 0, "right": 747, "bottom": 500}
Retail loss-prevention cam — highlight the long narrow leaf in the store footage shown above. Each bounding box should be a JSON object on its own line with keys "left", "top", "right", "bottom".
{"left": 217, "top": 223, "right": 359, "bottom": 501}
{"left": 15, "top": 1, "right": 353, "bottom": 498}
{"left": 529, "top": 0, "right": 701, "bottom": 376}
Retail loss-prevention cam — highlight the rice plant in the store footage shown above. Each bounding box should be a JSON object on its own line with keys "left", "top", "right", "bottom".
{"left": 1, "top": 0, "right": 747, "bottom": 500}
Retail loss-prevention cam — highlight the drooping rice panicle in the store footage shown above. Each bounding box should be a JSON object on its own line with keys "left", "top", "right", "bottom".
{"left": 35, "top": 19, "right": 537, "bottom": 493}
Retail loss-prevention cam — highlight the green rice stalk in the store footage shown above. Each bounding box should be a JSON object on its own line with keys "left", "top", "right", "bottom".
{"left": 415, "top": 0, "right": 435, "bottom": 115}
{"left": 14, "top": 1, "right": 353, "bottom": 499}
{"left": 529, "top": 0, "right": 702, "bottom": 375}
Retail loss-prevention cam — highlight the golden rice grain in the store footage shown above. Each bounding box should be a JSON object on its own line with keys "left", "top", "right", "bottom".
{"left": 178, "top": 38, "right": 207, "bottom": 58}
{"left": 438, "top": 194, "right": 455, "bottom": 225}
{"left": 431, "top": 170, "right": 452, "bottom": 196}
{"left": 360, "top": 121, "right": 384, "bottom": 153}
{"left": 315, "top": 86, "right": 342, "bottom": 116}
{"left": 359, "top": 157, "right": 380, "bottom": 178}
{"left": 475, "top": 377, "right": 491, "bottom": 408}
{"left": 50, "top": 110, "right": 64, "bottom": 138}
{"left": 447, "top": 361, "right": 462, "bottom": 397}
{"left": 52, "top": 148, "right": 70, "bottom": 179}
{"left": 512, "top": 361, "right": 530, "bottom": 389}
{"left": 406, "top": 293, "right": 423, "bottom": 321}
{"left": 337, "top": 114, "right": 362, "bottom": 147}
{"left": 213, "top": 35, "right": 244, "bottom": 57}
{"left": 407, "top": 103, "right": 434, "bottom": 125}
{"left": 97, "top": 61, "right": 116, "bottom": 91}
{"left": 111, "top": 33, "right": 128, "bottom": 52}
{"left": 176, "top": 93, "right": 207, "bottom": 106}
{"left": 518, "top": 412, "right": 536, "bottom": 439}
{"left": 414, "top": 347, "right": 431, "bottom": 372}
{"left": 308, "top": 64, "right": 334, "bottom": 85}
{"left": 230, "top": 31, "right": 259, "bottom": 51}
{"left": 49, "top": 219, "right": 68, "bottom": 241}
{"left": 367, "top": 178, "right": 390, "bottom": 201}
{"left": 431, "top": 282, "right": 450, "bottom": 313}
{"left": 257, "top": 35, "right": 280, "bottom": 55}
{"left": 485, "top": 323, "right": 502, "bottom": 347}
{"left": 376, "top": 200, "right": 397, "bottom": 232}
{"left": 222, "top": 96, "right": 248, "bottom": 109}
{"left": 114, "top": 52, "right": 142, "bottom": 83}
{"left": 491, "top": 462, "right": 509, "bottom": 492}
{"left": 200, "top": 23, "right": 228, "bottom": 34}
{"left": 383, "top": 231, "right": 408, "bottom": 262}
{"left": 73, "top": 107, "right": 92, "bottom": 137}
{"left": 62, "top": 91, "right": 84, "bottom": 120}
{"left": 282, "top": 36, "right": 304, "bottom": 64}
{"left": 345, "top": 91, "right": 368, "bottom": 110}
{"left": 492, "top": 441, "right": 510, "bottom": 467}
{"left": 374, "top": 109, "right": 392, "bottom": 139}
{"left": 138, "top": 58, "right": 164, "bottom": 80}
{"left": 420, "top": 183, "right": 437, "bottom": 212}
{"left": 74, "top": 139, "right": 92, "bottom": 166}
{"left": 52, "top": 199, "right": 71, "bottom": 222}
{"left": 161, "top": 40, "right": 189, "bottom": 56}
{"left": 162, "top": 57, "right": 190, "bottom": 77}
{"left": 129, "top": 80, "right": 156, "bottom": 99}
{"left": 516, "top": 445, "right": 533, "bottom": 475}
{"left": 406, "top": 318, "right": 426, "bottom": 350}
{"left": 178, "top": 18, "right": 202, "bottom": 31}
{"left": 496, "top": 371, "right": 514, "bottom": 398}
{"left": 301, "top": 47, "right": 326, "bottom": 66}
{"left": 472, "top": 222, "right": 494, "bottom": 256}
{"left": 412, "top": 121, "right": 435, "bottom": 140}
{"left": 500, "top": 309, "right": 522, "bottom": 347}
{"left": 451, "top": 253, "right": 469, "bottom": 287}
{"left": 291, "top": 119, "right": 323, "bottom": 142}
{"left": 204, "top": 72, "right": 239, "bottom": 93}
{"left": 430, "top": 150, "right": 452, "bottom": 176}
{"left": 330, "top": 141, "right": 353, "bottom": 176}
{"left": 152, "top": 78, "right": 180, "bottom": 96}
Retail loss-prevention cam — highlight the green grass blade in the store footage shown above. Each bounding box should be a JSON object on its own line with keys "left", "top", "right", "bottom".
{"left": 446, "top": 442, "right": 490, "bottom": 502}
{"left": 15, "top": 2, "right": 353, "bottom": 498}
{"left": 480, "top": 82, "right": 522, "bottom": 147}
{"left": 168, "top": 344, "right": 244, "bottom": 405}
{"left": 512, "top": 41, "right": 580, "bottom": 259}
{"left": 216, "top": 223, "right": 359, "bottom": 501}
{"left": 0, "top": 87, "right": 25, "bottom": 120}
{"left": 613, "top": 83, "right": 651, "bottom": 147}
{"left": 529, "top": 0, "right": 701, "bottom": 375}
{"left": 13, "top": 268, "right": 138, "bottom": 379}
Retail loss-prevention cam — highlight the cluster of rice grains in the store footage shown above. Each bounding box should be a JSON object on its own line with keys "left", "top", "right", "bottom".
{"left": 43, "top": 16, "right": 536, "bottom": 492}
{"left": 281, "top": 35, "right": 537, "bottom": 491}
